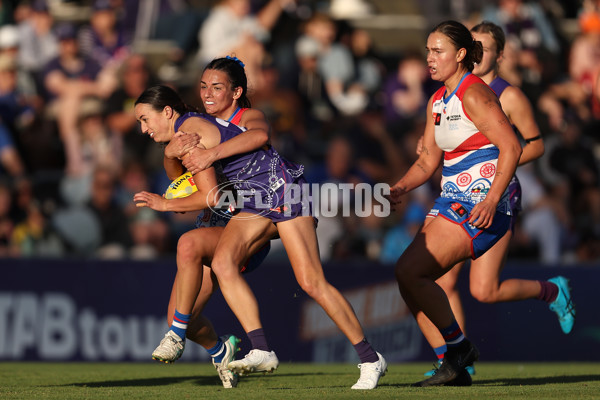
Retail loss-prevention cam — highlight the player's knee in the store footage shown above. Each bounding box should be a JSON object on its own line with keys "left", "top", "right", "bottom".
{"left": 210, "top": 254, "right": 239, "bottom": 279}
{"left": 296, "top": 275, "right": 325, "bottom": 300}
{"left": 177, "top": 233, "right": 200, "bottom": 263}
{"left": 470, "top": 286, "right": 496, "bottom": 303}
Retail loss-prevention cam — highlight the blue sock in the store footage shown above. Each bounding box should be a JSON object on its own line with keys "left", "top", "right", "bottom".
{"left": 434, "top": 344, "right": 447, "bottom": 361}
{"left": 207, "top": 338, "right": 225, "bottom": 363}
{"left": 440, "top": 320, "right": 464, "bottom": 348}
{"left": 171, "top": 310, "right": 191, "bottom": 341}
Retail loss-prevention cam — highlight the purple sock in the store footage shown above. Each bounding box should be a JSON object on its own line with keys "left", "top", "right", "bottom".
{"left": 353, "top": 338, "right": 379, "bottom": 363}
{"left": 537, "top": 280, "right": 559, "bottom": 303}
{"left": 247, "top": 328, "right": 270, "bottom": 351}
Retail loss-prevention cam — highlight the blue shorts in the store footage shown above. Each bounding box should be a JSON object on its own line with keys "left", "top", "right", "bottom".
{"left": 428, "top": 197, "right": 511, "bottom": 259}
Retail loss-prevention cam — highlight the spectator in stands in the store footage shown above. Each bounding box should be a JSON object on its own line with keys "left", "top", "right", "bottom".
{"left": 383, "top": 50, "right": 440, "bottom": 136}
{"left": 295, "top": 34, "right": 333, "bottom": 129}
{"left": 547, "top": 114, "right": 600, "bottom": 241}
{"left": 43, "top": 22, "right": 117, "bottom": 176}
{"left": 482, "top": 0, "right": 562, "bottom": 98}
{"left": 245, "top": 57, "right": 307, "bottom": 161}
{"left": 341, "top": 25, "right": 384, "bottom": 106}
{"left": 10, "top": 198, "right": 65, "bottom": 257}
{"left": 88, "top": 165, "right": 133, "bottom": 258}
{"left": 130, "top": 0, "right": 202, "bottom": 81}
{"left": 482, "top": 0, "right": 561, "bottom": 56}
{"left": 538, "top": 31, "right": 600, "bottom": 131}
{"left": 0, "top": 53, "right": 29, "bottom": 178}
{"left": 15, "top": 0, "right": 58, "bottom": 97}
{"left": 514, "top": 163, "right": 567, "bottom": 264}
{"left": 197, "top": 0, "right": 296, "bottom": 89}
{"left": 78, "top": 100, "right": 118, "bottom": 175}
{"left": 78, "top": 0, "right": 130, "bottom": 70}
{"left": 0, "top": 23, "right": 38, "bottom": 102}
{"left": 104, "top": 53, "right": 157, "bottom": 171}
{"left": 347, "top": 111, "right": 405, "bottom": 184}
{"left": 129, "top": 206, "right": 169, "bottom": 259}
{"left": 299, "top": 13, "right": 370, "bottom": 116}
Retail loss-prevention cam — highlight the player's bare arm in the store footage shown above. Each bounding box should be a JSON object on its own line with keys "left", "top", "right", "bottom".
{"left": 500, "top": 86, "right": 545, "bottom": 165}
{"left": 184, "top": 109, "right": 270, "bottom": 174}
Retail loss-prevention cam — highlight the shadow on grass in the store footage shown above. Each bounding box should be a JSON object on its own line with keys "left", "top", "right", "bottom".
{"left": 53, "top": 371, "right": 350, "bottom": 388}
{"left": 54, "top": 375, "right": 215, "bottom": 388}
{"left": 474, "top": 375, "right": 600, "bottom": 386}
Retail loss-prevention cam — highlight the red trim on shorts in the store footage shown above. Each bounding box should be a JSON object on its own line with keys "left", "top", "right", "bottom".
{"left": 437, "top": 214, "right": 476, "bottom": 259}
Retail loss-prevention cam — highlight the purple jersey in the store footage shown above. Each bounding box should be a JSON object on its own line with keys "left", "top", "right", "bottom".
{"left": 175, "top": 112, "right": 311, "bottom": 222}
{"left": 489, "top": 76, "right": 511, "bottom": 98}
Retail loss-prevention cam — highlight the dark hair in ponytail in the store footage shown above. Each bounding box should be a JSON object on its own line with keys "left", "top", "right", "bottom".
{"left": 431, "top": 20, "right": 483, "bottom": 72}
{"left": 135, "top": 85, "right": 197, "bottom": 115}
{"left": 204, "top": 57, "right": 251, "bottom": 108}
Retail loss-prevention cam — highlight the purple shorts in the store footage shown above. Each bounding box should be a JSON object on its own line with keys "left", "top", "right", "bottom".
{"left": 236, "top": 175, "right": 315, "bottom": 224}
{"left": 428, "top": 197, "right": 511, "bottom": 259}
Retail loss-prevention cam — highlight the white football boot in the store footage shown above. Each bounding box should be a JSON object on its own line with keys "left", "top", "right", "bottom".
{"left": 152, "top": 331, "right": 185, "bottom": 363}
{"left": 351, "top": 352, "right": 387, "bottom": 389}
{"left": 227, "top": 349, "right": 279, "bottom": 375}
{"left": 212, "top": 335, "right": 241, "bottom": 388}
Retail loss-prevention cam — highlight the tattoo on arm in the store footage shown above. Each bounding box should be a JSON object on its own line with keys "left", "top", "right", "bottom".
{"left": 422, "top": 145, "right": 430, "bottom": 156}
{"left": 478, "top": 121, "right": 490, "bottom": 133}
{"left": 416, "top": 162, "right": 428, "bottom": 174}
{"left": 395, "top": 185, "right": 408, "bottom": 194}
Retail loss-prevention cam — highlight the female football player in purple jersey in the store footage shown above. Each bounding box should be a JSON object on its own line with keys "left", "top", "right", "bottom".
{"left": 133, "top": 78, "right": 272, "bottom": 387}
{"left": 135, "top": 77, "right": 387, "bottom": 389}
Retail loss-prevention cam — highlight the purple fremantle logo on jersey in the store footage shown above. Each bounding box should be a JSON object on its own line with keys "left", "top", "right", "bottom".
{"left": 206, "top": 180, "right": 392, "bottom": 219}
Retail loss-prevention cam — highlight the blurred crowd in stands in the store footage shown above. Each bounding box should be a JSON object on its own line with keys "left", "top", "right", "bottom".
{"left": 0, "top": 0, "right": 598, "bottom": 264}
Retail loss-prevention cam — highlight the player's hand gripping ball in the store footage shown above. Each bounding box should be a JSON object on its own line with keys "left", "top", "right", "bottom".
{"left": 165, "top": 172, "right": 198, "bottom": 199}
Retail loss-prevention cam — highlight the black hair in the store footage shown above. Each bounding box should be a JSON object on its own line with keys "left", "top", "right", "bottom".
{"left": 471, "top": 21, "right": 506, "bottom": 53}
{"left": 204, "top": 57, "right": 251, "bottom": 108}
{"left": 431, "top": 20, "right": 483, "bottom": 72}
{"left": 134, "top": 85, "right": 196, "bottom": 115}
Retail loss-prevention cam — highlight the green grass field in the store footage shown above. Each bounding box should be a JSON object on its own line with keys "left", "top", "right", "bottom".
{"left": 1, "top": 362, "right": 599, "bottom": 400}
